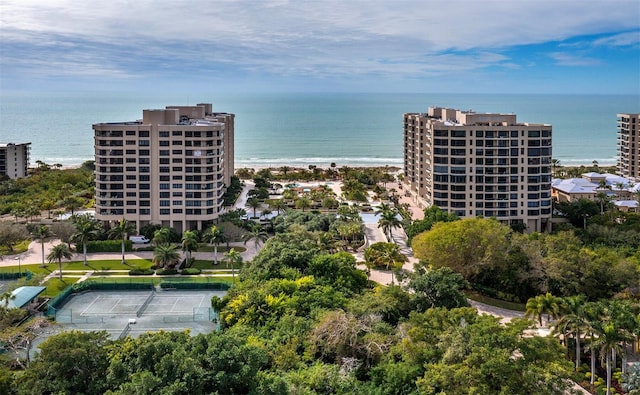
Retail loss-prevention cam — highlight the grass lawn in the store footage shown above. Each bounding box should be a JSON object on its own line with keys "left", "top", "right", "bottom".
{"left": 191, "top": 259, "right": 242, "bottom": 270}
{"left": 87, "top": 276, "right": 234, "bottom": 285}
{"left": 465, "top": 291, "right": 526, "bottom": 312}
{"left": 42, "top": 277, "right": 79, "bottom": 297}
{"left": 0, "top": 259, "right": 153, "bottom": 274}
{"left": 89, "top": 276, "right": 161, "bottom": 285}
{"left": 0, "top": 239, "right": 31, "bottom": 256}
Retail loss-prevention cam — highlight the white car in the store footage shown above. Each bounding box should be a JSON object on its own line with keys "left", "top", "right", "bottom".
{"left": 129, "top": 236, "right": 150, "bottom": 244}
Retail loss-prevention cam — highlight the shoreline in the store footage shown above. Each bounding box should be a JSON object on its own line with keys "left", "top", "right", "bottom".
{"left": 40, "top": 159, "right": 618, "bottom": 172}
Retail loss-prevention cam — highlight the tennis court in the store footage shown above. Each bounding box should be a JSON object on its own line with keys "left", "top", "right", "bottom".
{"left": 54, "top": 289, "right": 227, "bottom": 339}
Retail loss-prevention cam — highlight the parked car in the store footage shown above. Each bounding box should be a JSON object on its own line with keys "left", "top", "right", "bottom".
{"left": 129, "top": 235, "right": 150, "bottom": 244}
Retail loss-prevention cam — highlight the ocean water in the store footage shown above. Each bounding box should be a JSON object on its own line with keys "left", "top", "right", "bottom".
{"left": 1, "top": 92, "right": 638, "bottom": 168}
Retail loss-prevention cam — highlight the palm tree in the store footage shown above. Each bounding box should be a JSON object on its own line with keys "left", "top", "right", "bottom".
{"left": 246, "top": 197, "right": 262, "bottom": 218}
{"left": 202, "top": 225, "right": 225, "bottom": 265}
{"left": 47, "top": 243, "right": 73, "bottom": 280}
{"left": 280, "top": 166, "right": 290, "bottom": 178}
{"left": 261, "top": 208, "right": 272, "bottom": 219}
{"left": 72, "top": 214, "right": 99, "bottom": 266}
{"left": 153, "top": 227, "right": 172, "bottom": 246}
{"left": 108, "top": 219, "right": 136, "bottom": 265}
{"left": 525, "top": 296, "right": 546, "bottom": 327}
{"left": 181, "top": 230, "right": 199, "bottom": 265}
{"left": 592, "top": 322, "right": 633, "bottom": 395}
{"left": 525, "top": 293, "right": 560, "bottom": 327}
{"left": 223, "top": 248, "right": 242, "bottom": 285}
{"left": 595, "top": 191, "right": 609, "bottom": 214}
{"left": 553, "top": 295, "right": 589, "bottom": 369}
{"left": 32, "top": 224, "right": 52, "bottom": 267}
{"left": 376, "top": 203, "right": 402, "bottom": 242}
{"left": 295, "top": 196, "right": 311, "bottom": 212}
{"left": 363, "top": 242, "right": 406, "bottom": 285}
{"left": 153, "top": 243, "right": 180, "bottom": 269}
{"left": 242, "top": 224, "right": 268, "bottom": 250}
{"left": 270, "top": 199, "right": 287, "bottom": 215}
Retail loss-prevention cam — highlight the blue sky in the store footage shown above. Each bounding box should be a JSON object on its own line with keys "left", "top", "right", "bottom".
{"left": 1, "top": 0, "right": 639, "bottom": 94}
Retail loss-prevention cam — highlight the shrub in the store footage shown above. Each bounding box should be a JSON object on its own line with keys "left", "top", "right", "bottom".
{"left": 156, "top": 268, "right": 178, "bottom": 275}
{"left": 86, "top": 240, "right": 132, "bottom": 253}
{"left": 129, "top": 268, "right": 154, "bottom": 276}
{"left": 181, "top": 268, "right": 201, "bottom": 275}
{"left": 72, "top": 282, "right": 90, "bottom": 292}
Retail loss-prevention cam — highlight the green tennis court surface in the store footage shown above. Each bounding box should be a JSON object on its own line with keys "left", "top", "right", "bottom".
{"left": 54, "top": 289, "right": 226, "bottom": 339}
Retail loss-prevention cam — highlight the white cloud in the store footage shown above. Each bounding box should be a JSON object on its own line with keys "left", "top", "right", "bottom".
{"left": 593, "top": 31, "right": 640, "bottom": 47}
{"left": 548, "top": 52, "right": 602, "bottom": 67}
{"left": 0, "top": 0, "right": 638, "bottom": 85}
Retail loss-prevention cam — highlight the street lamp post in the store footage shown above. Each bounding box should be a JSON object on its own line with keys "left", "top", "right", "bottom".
{"left": 14, "top": 256, "right": 21, "bottom": 276}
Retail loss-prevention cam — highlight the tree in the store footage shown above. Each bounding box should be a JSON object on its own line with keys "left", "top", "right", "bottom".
{"left": 555, "top": 198, "right": 599, "bottom": 228}
{"left": 525, "top": 293, "right": 561, "bottom": 327}
{"left": 0, "top": 222, "right": 28, "bottom": 253}
{"left": 247, "top": 197, "right": 262, "bottom": 218}
{"left": 404, "top": 265, "right": 469, "bottom": 311}
{"left": 47, "top": 243, "right": 73, "bottom": 280}
{"left": 552, "top": 295, "right": 589, "bottom": 369}
{"left": 63, "top": 196, "right": 84, "bottom": 216}
{"left": 412, "top": 217, "right": 511, "bottom": 281}
{"left": 180, "top": 230, "right": 199, "bottom": 264}
{"left": 364, "top": 242, "right": 406, "bottom": 284}
{"left": 152, "top": 227, "right": 172, "bottom": 246}
{"left": 51, "top": 221, "right": 76, "bottom": 249}
{"left": 375, "top": 203, "right": 401, "bottom": 242}
{"left": 108, "top": 219, "right": 136, "bottom": 265}
{"left": 32, "top": 224, "right": 52, "bottom": 267}
{"left": 223, "top": 248, "right": 243, "bottom": 284}
{"left": 242, "top": 224, "right": 269, "bottom": 250}
{"left": 152, "top": 243, "right": 180, "bottom": 269}
{"left": 595, "top": 191, "right": 610, "bottom": 214}
{"left": 592, "top": 322, "right": 633, "bottom": 395}
{"left": 308, "top": 251, "right": 369, "bottom": 296}
{"left": 71, "top": 214, "right": 99, "bottom": 266}
{"left": 15, "top": 331, "right": 110, "bottom": 395}
{"left": 295, "top": 196, "right": 311, "bottom": 212}
{"left": 203, "top": 225, "right": 225, "bottom": 265}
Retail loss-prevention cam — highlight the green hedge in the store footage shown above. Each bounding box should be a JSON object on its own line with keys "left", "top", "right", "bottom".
{"left": 86, "top": 240, "right": 133, "bottom": 253}
{"left": 160, "top": 281, "right": 230, "bottom": 290}
{"left": 156, "top": 269, "right": 178, "bottom": 275}
{"left": 129, "top": 268, "right": 155, "bottom": 276}
{"left": 181, "top": 268, "right": 201, "bottom": 275}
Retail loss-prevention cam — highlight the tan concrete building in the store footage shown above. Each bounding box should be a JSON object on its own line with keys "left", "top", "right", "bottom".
{"left": 93, "top": 103, "right": 234, "bottom": 233}
{"left": 0, "top": 142, "right": 31, "bottom": 179}
{"left": 403, "top": 107, "right": 552, "bottom": 232}
{"left": 617, "top": 113, "right": 640, "bottom": 180}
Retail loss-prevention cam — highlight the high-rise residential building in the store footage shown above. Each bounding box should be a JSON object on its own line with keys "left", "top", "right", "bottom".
{"left": 617, "top": 113, "right": 640, "bottom": 180}
{"left": 0, "top": 142, "right": 31, "bottom": 179}
{"left": 93, "top": 103, "right": 234, "bottom": 233}
{"left": 403, "top": 107, "right": 552, "bottom": 232}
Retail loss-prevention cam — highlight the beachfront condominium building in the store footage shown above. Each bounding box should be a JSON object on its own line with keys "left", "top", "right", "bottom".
{"left": 617, "top": 113, "right": 640, "bottom": 180}
{"left": 93, "top": 103, "right": 234, "bottom": 233}
{"left": 403, "top": 107, "right": 552, "bottom": 232}
{"left": 0, "top": 142, "right": 31, "bottom": 180}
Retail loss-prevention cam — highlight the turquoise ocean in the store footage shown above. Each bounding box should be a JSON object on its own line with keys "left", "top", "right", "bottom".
{"left": 1, "top": 92, "right": 638, "bottom": 168}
